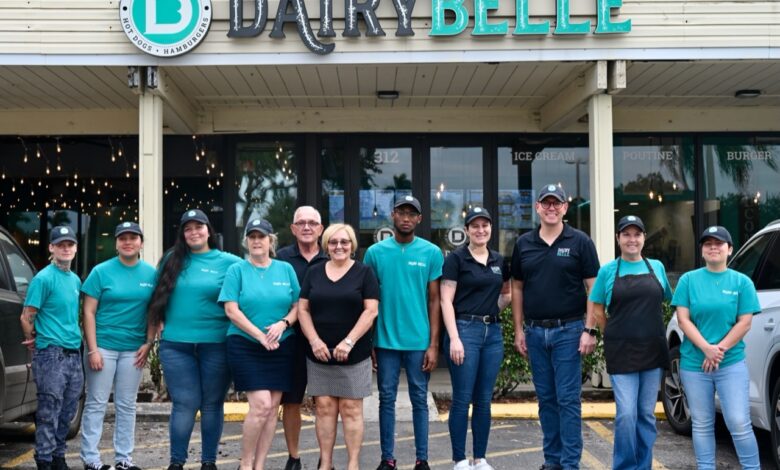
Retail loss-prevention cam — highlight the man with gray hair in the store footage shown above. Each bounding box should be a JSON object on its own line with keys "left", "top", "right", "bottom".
{"left": 276, "top": 206, "right": 328, "bottom": 470}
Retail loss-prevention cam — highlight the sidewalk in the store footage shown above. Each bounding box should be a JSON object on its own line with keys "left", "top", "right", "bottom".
{"left": 124, "top": 368, "right": 664, "bottom": 423}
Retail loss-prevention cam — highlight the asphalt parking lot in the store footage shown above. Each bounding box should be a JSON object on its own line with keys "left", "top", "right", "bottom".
{"left": 1, "top": 418, "right": 775, "bottom": 469}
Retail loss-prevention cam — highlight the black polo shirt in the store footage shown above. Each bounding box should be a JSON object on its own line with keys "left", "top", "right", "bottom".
{"left": 276, "top": 243, "right": 328, "bottom": 285}
{"left": 442, "top": 245, "right": 509, "bottom": 317}
{"left": 510, "top": 223, "right": 600, "bottom": 320}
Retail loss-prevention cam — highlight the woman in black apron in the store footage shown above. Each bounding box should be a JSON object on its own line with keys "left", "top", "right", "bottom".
{"left": 589, "top": 215, "right": 672, "bottom": 470}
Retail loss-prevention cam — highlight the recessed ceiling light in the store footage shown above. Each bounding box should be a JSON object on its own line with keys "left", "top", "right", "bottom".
{"left": 629, "top": 202, "right": 639, "bottom": 206}
{"left": 735, "top": 89, "right": 761, "bottom": 99}
{"left": 377, "top": 90, "right": 400, "bottom": 100}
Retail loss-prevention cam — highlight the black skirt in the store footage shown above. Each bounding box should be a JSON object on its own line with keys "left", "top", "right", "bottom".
{"left": 226, "top": 334, "right": 296, "bottom": 392}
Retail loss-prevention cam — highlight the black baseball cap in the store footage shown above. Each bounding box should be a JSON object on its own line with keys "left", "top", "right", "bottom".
{"left": 245, "top": 218, "right": 273, "bottom": 236}
{"left": 115, "top": 221, "right": 143, "bottom": 238}
{"left": 537, "top": 184, "right": 567, "bottom": 202}
{"left": 699, "top": 225, "right": 733, "bottom": 245}
{"left": 50, "top": 226, "right": 77, "bottom": 244}
{"left": 465, "top": 207, "right": 492, "bottom": 225}
{"left": 180, "top": 209, "right": 210, "bottom": 225}
{"left": 393, "top": 195, "right": 422, "bottom": 213}
{"left": 616, "top": 215, "right": 645, "bottom": 233}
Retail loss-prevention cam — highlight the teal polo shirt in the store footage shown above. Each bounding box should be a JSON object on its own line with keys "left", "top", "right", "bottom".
{"left": 589, "top": 258, "right": 672, "bottom": 308}
{"left": 218, "top": 259, "right": 300, "bottom": 343}
{"left": 671, "top": 268, "right": 760, "bottom": 371}
{"left": 363, "top": 236, "right": 444, "bottom": 351}
{"left": 24, "top": 264, "right": 82, "bottom": 350}
{"left": 161, "top": 249, "right": 242, "bottom": 343}
{"left": 81, "top": 257, "right": 156, "bottom": 351}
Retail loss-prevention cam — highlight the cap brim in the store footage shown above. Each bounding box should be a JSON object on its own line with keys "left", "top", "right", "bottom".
{"left": 246, "top": 228, "right": 271, "bottom": 236}
{"left": 115, "top": 229, "right": 143, "bottom": 237}
{"left": 394, "top": 203, "right": 421, "bottom": 212}
{"left": 52, "top": 237, "right": 78, "bottom": 244}
{"left": 618, "top": 223, "right": 645, "bottom": 233}
{"left": 466, "top": 215, "right": 492, "bottom": 224}
{"left": 537, "top": 193, "right": 565, "bottom": 202}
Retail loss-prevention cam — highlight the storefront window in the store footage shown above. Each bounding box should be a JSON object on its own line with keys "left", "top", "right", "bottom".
{"left": 702, "top": 135, "right": 780, "bottom": 251}
{"left": 321, "top": 138, "right": 346, "bottom": 226}
{"left": 430, "top": 147, "right": 483, "bottom": 254}
{"left": 357, "top": 146, "right": 413, "bottom": 258}
{"left": 614, "top": 136, "right": 695, "bottom": 284}
{"left": 497, "top": 136, "right": 589, "bottom": 257}
{"left": 234, "top": 140, "right": 298, "bottom": 250}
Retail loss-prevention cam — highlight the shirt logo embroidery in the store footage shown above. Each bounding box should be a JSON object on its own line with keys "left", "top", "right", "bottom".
{"left": 722, "top": 289, "right": 738, "bottom": 296}
{"left": 491, "top": 266, "right": 502, "bottom": 275}
{"left": 200, "top": 268, "right": 219, "bottom": 274}
{"left": 408, "top": 261, "right": 427, "bottom": 267}
{"left": 139, "top": 282, "right": 154, "bottom": 288}
{"left": 273, "top": 281, "right": 291, "bottom": 286}
{"left": 557, "top": 248, "right": 571, "bottom": 257}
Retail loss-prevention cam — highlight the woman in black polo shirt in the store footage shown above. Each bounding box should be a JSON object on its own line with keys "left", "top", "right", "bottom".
{"left": 297, "top": 223, "right": 379, "bottom": 470}
{"left": 440, "top": 208, "right": 511, "bottom": 470}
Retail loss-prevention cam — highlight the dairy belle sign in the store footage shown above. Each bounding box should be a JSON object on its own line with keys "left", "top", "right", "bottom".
{"left": 120, "top": 0, "right": 212, "bottom": 57}
{"left": 120, "top": 0, "right": 630, "bottom": 56}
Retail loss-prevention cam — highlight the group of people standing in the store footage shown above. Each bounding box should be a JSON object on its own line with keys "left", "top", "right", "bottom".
{"left": 20, "top": 182, "right": 761, "bottom": 470}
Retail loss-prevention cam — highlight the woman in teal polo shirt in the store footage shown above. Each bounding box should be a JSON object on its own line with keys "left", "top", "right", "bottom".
{"left": 672, "top": 226, "right": 760, "bottom": 470}
{"left": 79, "top": 222, "right": 156, "bottom": 470}
{"left": 219, "top": 218, "right": 299, "bottom": 470}
{"left": 147, "top": 209, "right": 242, "bottom": 470}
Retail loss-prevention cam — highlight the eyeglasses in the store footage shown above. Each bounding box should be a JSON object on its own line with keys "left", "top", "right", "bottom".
{"left": 394, "top": 210, "right": 420, "bottom": 218}
{"left": 327, "top": 239, "right": 352, "bottom": 247}
{"left": 293, "top": 220, "right": 321, "bottom": 228}
{"left": 539, "top": 200, "right": 565, "bottom": 209}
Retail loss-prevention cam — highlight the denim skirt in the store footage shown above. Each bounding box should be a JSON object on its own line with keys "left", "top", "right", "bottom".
{"left": 227, "top": 334, "right": 295, "bottom": 392}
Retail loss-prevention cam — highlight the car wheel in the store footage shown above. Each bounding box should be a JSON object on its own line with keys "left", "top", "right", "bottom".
{"left": 662, "top": 345, "right": 692, "bottom": 435}
{"left": 771, "top": 378, "right": 780, "bottom": 469}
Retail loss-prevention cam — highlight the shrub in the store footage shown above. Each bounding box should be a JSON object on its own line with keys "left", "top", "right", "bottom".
{"left": 494, "top": 306, "right": 532, "bottom": 398}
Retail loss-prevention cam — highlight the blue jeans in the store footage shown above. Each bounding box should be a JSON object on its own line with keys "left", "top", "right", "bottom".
{"left": 80, "top": 348, "right": 143, "bottom": 466}
{"left": 680, "top": 360, "right": 759, "bottom": 470}
{"left": 525, "top": 319, "right": 583, "bottom": 470}
{"left": 610, "top": 368, "right": 662, "bottom": 470}
{"left": 160, "top": 340, "right": 231, "bottom": 464}
{"left": 376, "top": 348, "right": 430, "bottom": 461}
{"left": 444, "top": 321, "right": 503, "bottom": 462}
{"left": 32, "top": 346, "right": 84, "bottom": 463}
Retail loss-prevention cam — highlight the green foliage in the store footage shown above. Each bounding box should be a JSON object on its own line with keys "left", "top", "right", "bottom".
{"left": 147, "top": 342, "right": 163, "bottom": 394}
{"left": 494, "top": 306, "right": 531, "bottom": 398}
{"left": 663, "top": 299, "right": 675, "bottom": 327}
{"left": 581, "top": 336, "right": 605, "bottom": 382}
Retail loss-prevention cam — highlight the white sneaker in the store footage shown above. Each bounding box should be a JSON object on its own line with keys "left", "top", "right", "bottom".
{"left": 472, "top": 459, "right": 494, "bottom": 470}
{"left": 453, "top": 459, "right": 472, "bottom": 470}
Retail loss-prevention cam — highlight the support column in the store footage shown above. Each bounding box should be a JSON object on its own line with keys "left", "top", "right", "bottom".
{"left": 588, "top": 93, "right": 615, "bottom": 265}
{"left": 139, "top": 91, "right": 164, "bottom": 266}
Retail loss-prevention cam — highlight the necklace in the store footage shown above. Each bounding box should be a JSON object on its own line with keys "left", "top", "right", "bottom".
{"left": 250, "top": 258, "right": 271, "bottom": 279}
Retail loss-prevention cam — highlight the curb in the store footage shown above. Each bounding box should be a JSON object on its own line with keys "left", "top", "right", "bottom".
{"left": 128, "top": 401, "right": 666, "bottom": 423}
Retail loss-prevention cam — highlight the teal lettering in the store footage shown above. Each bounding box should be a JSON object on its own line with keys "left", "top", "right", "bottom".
{"left": 554, "top": 0, "right": 590, "bottom": 34}
{"left": 595, "top": 0, "right": 631, "bottom": 33}
{"left": 430, "top": 0, "right": 468, "bottom": 36}
{"left": 513, "top": 0, "right": 549, "bottom": 34}
{"left": 473, "top": 0, "right": 507, "bottom": 35}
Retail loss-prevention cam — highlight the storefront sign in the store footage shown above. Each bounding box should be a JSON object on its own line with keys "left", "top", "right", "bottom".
{"left": 120, "top": 0, "right": 212, "bottom": 57}
{"left": 726, "top": 150, "right": 773, "bottom": 161}
{"left": 512, "top": 150, "right": 579, "bottom": 163}
{"left": 120, "top": 0, "right": 629, "bottom": 56}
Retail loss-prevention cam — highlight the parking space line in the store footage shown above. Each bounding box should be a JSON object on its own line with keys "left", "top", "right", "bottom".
{"left": 581, "top": 448, "right": 605, "bottom": 469}
{"left": 396, "top": 446, "right": 544, "bottom": 469}
{"left": 2, "top": 449, "right": 35, "bottom": 468}
{"left": 585, "top": 420, "right": 669, "bottom": 470}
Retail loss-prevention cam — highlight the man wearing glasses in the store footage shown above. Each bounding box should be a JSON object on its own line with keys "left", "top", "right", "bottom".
{"left": 510, "top": 184, "right": 600, "bottom": 470}
{"left": 363, "top": 195, "right": 444, "bottom": 470}
{"left": 276, "top": 206, "right": 328, "bottom": 470}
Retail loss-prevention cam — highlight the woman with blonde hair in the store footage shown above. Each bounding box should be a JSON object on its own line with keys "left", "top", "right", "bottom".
{"left": 219, "top": 218, "right": 300, "bottom": 470}
{"left": 298, "top": 223, "right": 380, "bottom": 470}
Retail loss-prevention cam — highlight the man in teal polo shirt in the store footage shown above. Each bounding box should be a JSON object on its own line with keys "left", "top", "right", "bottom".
{"left": 20, "top": 226, "right": 83, "bottom": 470}
{"left": 364, "top": 195, "right": 444, "bottom": 470}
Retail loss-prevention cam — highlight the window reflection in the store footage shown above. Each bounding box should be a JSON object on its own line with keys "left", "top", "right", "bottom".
{"left": 614, "top": 136, "right": 695, "bottom": 285}
{"left": 702, "top": 136, "right": 780, "bottom": 251}
{"left": 235, "top": 141, "right": 298, "bottom": 250}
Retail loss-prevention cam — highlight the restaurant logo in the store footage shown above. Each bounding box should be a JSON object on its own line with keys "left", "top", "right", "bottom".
{"left": 119, "top": 0, "right": 212, "bottom": 57}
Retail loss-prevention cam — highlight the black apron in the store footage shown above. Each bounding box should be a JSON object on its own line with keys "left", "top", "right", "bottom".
{"left": 604, "top": 258, "right": 670, "bottom": 375}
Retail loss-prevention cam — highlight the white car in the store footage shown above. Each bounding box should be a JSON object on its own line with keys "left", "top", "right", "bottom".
{"left": 662, "top": 219, "right": 780, "bottom": 468}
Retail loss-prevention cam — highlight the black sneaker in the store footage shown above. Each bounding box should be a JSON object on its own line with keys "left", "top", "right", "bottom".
{"left": 36, "top": 461, "right": 53, "bottom": 470}
{"left": 413, "top": 460, "right": 430, "bottom": 470}
{"left": 115, "top": 461, "right": 140, "bottom": 470}
{"left": 166, "top": 464, "right": 184, "bottom": 470}
{"left": 376, "top": 460, "right": 396, "bottom": 470}
{"left": 53, "top": 457, "right": 70, "bottom": 470}
{"left": 200, "top": 463, "right": 217, "bottom": 470}
{"left": 84, "top": 464, "right": 113, "bottom": 470}
{"left": 284, "top": 456, "right": 302, "bottom": 470}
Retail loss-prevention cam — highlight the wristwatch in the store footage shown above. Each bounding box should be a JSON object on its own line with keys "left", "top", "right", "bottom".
{"left": 282, "top": 318, "right": 291, "bottom": 328}
{"left": 583, "top": 327, "right": 599, "bottom": 337}
{"left": 344, "top": 337, "right": 355, "bottom": 348}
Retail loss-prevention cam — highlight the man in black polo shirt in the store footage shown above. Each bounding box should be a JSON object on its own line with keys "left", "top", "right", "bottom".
{"left": 276, "top": 206, "right": 328, "bottom": 470}
{"left": 510, "top": 184, "right": 600, "bottom": 470}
